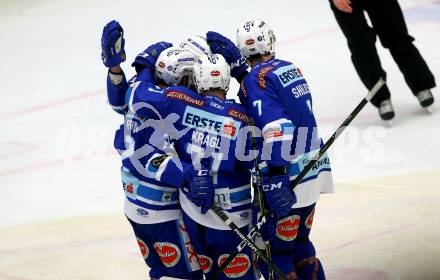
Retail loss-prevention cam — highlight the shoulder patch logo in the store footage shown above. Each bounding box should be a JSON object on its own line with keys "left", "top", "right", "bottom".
{"left": 154, "top": 242, "right": 181, "bottom": 267}
{"left": 227, "top": 109, "right": 249, "bottom": 122}
{"left": 258, "top": 66, "right": 273, "bottom": 88}
{"left": 166, "top": 91, "right": 204, "bottom": 107}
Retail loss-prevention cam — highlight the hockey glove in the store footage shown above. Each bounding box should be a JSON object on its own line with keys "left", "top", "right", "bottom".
{"left": 252, "top": 204, "right": 277, "bottom": 241}
{"left": 206, "top": 31, "right": 248, "bottom": 78}
{"left": 262, "top": 174, "right": 296, "bottom": 217}
{"left": 132, "top": 41, "right": 173, "bottom": 73}
{"left": 101, "top": 20, "right": 126, "bottom": 68}
{"left": 186, "top": 169, "right": 214, "bottom": 214}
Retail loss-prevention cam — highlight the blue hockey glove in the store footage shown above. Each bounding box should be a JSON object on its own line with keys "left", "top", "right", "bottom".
{"left": 186, "top": 169, "right": 214, "bottom": 214}
{"left": 206, "top": 31, "right": 248, "bottom": 78}
{"left": 252, "top": 204, "right": 277, "bottom": 241}
{"left": 262, "top": 174, "right": 296, "bottom": 217}
{"left": 101, "top": 20, "right": 126, "bottom": 68}
{"left": 131, "top": 41, "right": 173, "bottom": 73}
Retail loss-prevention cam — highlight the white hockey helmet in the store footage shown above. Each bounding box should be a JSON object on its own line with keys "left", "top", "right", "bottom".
{"left": 193, "top": 54, "right": 231, "bottom": 93}
{"left": 155, "top": 47, "right": 197, "bottom": 86}
{"left": 180, "top": 35, "right": 211, "bottom": 58}
{"left": 236, "top": 19, "right": 276, "bottom": 58}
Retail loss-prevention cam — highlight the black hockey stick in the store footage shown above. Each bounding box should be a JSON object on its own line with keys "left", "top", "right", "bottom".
{"left": 214, "top": 120, "right": 275, "bottom": 280}
{"left": 249, "top": 119, "right": 275, "bottom": 280}
{"left": 209, "top": 205, "right": 287, "bottom": 279}
{"left": 288, "top": 78, "right": 385, "bottom": 189}
{"left": 213, "top": 78, "right": 385, "bottom": 273}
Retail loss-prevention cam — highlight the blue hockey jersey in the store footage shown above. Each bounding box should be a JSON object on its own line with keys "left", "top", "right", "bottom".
{"left": 126, "top": 77, "right": 253, "bottom": 230}
{"left": 107, "top": 69, "right": 183, "bottom": 224}
{"left": 239, "top": 58, "right": 334, "bottom": 208}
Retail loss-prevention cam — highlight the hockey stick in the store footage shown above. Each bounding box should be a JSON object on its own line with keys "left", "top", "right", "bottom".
{"left": 209, "top": 205, "right": 287, "bottom": 280}
{"left": 213, "top": 78, "right": 385, "bottom": 273}
{"left": 249, "top": 118, "right": 275, "bottom": 280}
{"left": 214, "top": 119, "right": 275, "bottom": 280}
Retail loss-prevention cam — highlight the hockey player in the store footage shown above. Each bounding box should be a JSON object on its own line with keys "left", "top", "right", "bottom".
{"left": 126, "top": 52, "right": 257, "bottom": 280}
{"left": 206, "top": 20, "right": 335, "bottom": 279}
{"left": 101, "top": 21, "right": 207, "bottom": 279}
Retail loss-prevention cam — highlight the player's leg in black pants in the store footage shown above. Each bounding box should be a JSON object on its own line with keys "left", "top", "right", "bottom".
{"left": 364, "top": 0, "right": 436, "bottom": 95}
{"left": 329, "top": 0, "right": 391, "bottom": 107}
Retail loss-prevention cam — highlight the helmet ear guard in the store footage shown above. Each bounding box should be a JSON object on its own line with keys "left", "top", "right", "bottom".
{"left": 236, "top": 19, "right": 276, "bottom": 59}
{"left": 154, "top": 47, "right": 197, "bottom": 86}
{"left": 192, "top": 54, "right": 231, "bottom": 93}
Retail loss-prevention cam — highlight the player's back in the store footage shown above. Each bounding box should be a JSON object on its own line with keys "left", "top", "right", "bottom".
{"left": 129, "top": 82, "right": 252, "bottom": 229}
{"left": 240, "top": 58, "right": 334, "bottom": 208}
{"left": 241, "top": 58, "right": 321, "bottom": 158}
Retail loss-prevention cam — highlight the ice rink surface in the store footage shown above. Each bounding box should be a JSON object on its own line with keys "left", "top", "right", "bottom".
{"left": 0, "top": 0, "right": 439, "bottom": 279}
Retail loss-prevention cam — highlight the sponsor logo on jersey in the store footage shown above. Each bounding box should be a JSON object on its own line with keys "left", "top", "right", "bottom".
{"left": 305, "top": 207, "right": 315, "bottom": 229}
{"left": 183, "top": 107, "right": 241, "bottom": 139}
{"left": 240, "top": 82, "right": 248, "bottom": 98}
{"left": 276, "top": 215, "right": 300, "bottom": 241}
{"left": 262, "top": 119, "right": 295, "bottom": 143}
{"left": 197, "top": 255, "right": 213, "bottom": 273}
{"left": 263, "top": 126, "right": 283, "bottom": 138}
{"left": 158, "top": 61, "right": 165, "bottom": 68}
{"left": 214, "top": 189, "right": 232, "bottom": 210}
{"left": 223, "top": 122, "right": 237, "bottom": 137}
{"left": 218, "top": 253, "right": 250, "bottom": 278}
{"left": 211, "top": 70, "right": 220, "bottom": 77}
{"left": 311, "top": 156, "right": 330, "bottom": 171}
{"left": 240, "top": 211, "right": 250, "bottom": 219}
{"left": 258, "top": 66, "right": 273, "bottom": 88}
{"left": 161, "top": 191, "right": 173, "bottom": 202}
{"left": 245, "top": 39, "right": 255, "bottom": 45}
{"left": 227, "top": 109, "right": 249, "bottom": 122}
{"left": 273, "top": 64, "right": 304, "bottom": 87}
{"left": 166, "top": 91, "right": 204, "bottom": 107}
{"left": 154, "top": 242, "right": 181, "bottom": 267}
{"left": 210, "top": 101, "right": 224, "bottom": 110}
{"left": 124, "top": 182, "right": 134, "bottom": 194}
{"left": 137, "top": 239, "right": 149, "bottom": 259}
{"left": 136, "top": 208, "right": 149, "bottom": 217}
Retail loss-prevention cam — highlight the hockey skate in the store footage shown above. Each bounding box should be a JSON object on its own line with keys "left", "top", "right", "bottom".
{"left": 378, "top": 99, "right": 395, "bottom": 126}
{"left": 416, "top": 89, "right": 434, "bottom": 113}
